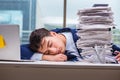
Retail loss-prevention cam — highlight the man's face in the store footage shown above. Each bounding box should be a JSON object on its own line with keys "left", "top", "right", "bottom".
{"left": 38, "top": 32, "right": 66, "bottom": 55}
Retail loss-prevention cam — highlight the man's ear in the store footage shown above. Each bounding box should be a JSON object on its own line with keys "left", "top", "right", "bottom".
{"left": 50, "top": 31, "right": 57, "bottom": 36}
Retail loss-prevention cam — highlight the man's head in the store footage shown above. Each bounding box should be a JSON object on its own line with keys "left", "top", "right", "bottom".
{"left": 29, "top": 28, "right": 66, "bottom": 55}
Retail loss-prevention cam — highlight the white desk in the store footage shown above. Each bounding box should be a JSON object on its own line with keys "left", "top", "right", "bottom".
{"left": 0, "top": 61, "right": 120, "bottom": 80}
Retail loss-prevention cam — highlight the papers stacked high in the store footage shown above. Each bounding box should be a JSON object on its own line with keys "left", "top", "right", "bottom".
{"left": 76, "top": 4, "right": 117, "bottom": 63}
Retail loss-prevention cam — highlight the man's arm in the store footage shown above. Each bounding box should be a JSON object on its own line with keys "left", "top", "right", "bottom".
{"left": 31, "top": 53, "right": 67, "bottom": 61}
{"left": 116, "top": 53, "right": 120, "bottom": 61}
{"left": 42, "top": 54, "right": 67, "bottom": 61}
{"left": 114, "top": 51, "right": 120, "bottom": 61}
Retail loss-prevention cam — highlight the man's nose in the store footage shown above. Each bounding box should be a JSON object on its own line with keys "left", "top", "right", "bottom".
{"left": 48, "top": 48, "right": 57, "bottom": 54}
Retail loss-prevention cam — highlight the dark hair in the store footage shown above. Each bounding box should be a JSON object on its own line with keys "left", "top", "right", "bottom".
{"left": 29, "top": 28, "right": 50, "bottom": 52}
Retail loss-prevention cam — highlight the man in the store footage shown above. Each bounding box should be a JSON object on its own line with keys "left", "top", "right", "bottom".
{"left": 21, "top": 28, "right": 120, "bottom": 62}
{"left": 29, "top": 28, "right": 82, "bottom": 61}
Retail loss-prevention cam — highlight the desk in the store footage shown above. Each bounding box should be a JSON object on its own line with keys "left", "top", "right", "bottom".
{"left": 0, "top": 61, "right": 120, "bottom": 80}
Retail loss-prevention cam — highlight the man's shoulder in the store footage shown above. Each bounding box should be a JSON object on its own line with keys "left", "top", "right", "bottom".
{"left": 51, "top": 28, "right": 79, "bottom": 43}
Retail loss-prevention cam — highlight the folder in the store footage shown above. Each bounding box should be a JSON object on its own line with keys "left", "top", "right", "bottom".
{"left": 0, "top": 35, "right": 5, "bottom": 48}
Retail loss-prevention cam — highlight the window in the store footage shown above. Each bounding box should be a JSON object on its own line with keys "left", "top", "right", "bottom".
{"left": 0, "top": 0, "right": 36, "bottom": 44}
{"left": 0, "top": 0, "right": 120, "bottom": 45}
{"left": 36, "top": 0, "right": 64, "bottom": 30}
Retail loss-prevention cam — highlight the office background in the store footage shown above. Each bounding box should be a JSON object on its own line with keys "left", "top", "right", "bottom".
{"left": 0, "top": 0, "right": 120, "bottom": 45}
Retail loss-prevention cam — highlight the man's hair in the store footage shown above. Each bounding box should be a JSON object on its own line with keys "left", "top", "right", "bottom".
{"left": 29, "top": 28, "right": 50, "bottom": 52}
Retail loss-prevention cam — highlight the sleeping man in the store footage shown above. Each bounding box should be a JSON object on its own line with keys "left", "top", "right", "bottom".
{"left": 21, "top": 28, "right": 120, "bottom": 62}
{"left": 29, "top": 28, "right": 82, "bottom": 61}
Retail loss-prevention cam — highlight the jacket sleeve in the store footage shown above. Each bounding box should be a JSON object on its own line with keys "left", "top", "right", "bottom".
{"left": 30, "top": 53, "right": 43, "bottom": 61}
{"left": 20, "top": 44, "right": 34, "bottom": 60}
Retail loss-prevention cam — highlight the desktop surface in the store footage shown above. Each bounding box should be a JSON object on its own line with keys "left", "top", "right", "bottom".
{"left": 0, "top": 61, "right": 120, "bottom": 80}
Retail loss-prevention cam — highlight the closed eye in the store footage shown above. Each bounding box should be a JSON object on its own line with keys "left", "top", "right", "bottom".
{"left": 49, "top": 41, "right": 52, "bottom": 47}
{"left": 44, "top": 50, "right": 49, "bottom": 55}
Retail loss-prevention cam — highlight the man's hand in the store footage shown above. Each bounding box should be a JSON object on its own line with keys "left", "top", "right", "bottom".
{"left": 114, "top": 51, "right": 120, "bottom": 61}
{"left": 42, "top": 54, "right": 67, "bottom": 62}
